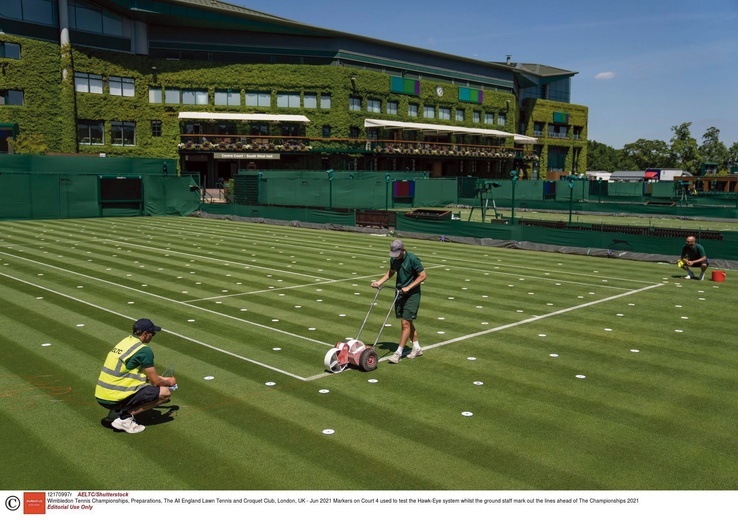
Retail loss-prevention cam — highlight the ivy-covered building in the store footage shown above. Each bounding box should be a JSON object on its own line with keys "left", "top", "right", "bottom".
{"left": 1, "top": 0, "right": 588, "bottom": 187}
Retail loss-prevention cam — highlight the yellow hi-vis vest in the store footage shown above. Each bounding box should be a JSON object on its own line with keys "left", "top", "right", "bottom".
{"left": 94, "top": 336, "right": 150, "bottom": 403}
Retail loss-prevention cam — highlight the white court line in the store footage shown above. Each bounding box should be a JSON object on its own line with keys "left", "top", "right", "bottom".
{"left": 425, "top": 283, "right": 664, "bottom": 350}
{"left": 0, "top": 251, "right": 330, "bottom": 347}
{"left": 304, "top": 282, "right": 665, "bottom": 381}
{"left": 0, "top": 271, "right": 308, "bottom": 381}
{"left": 0, "top": 246, "right": 665, "bottom": 383}
{"left": 183, "top": 264, "right": 446, "bottom": 302}
{"left": 89, "top": 237, "right": 336, "bottom": 281}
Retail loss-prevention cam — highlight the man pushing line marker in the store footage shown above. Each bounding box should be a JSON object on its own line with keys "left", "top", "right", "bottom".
{"left": 371, "top": 239, "right": 426, "bottom": 363}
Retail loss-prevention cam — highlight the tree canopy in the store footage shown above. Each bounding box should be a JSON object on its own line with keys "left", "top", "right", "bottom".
{"left": 587, "top": 122, "right": 737, "bottom": 174}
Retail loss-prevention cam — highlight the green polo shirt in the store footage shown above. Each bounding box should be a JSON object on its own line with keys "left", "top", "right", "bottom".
{"left": 390, "top": 251, "right": 424, "bottom": 295}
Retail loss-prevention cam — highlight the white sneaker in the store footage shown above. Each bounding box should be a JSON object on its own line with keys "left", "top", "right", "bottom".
{"left": 406, "top": 347, "right": 423, "bottom": 359}
{"left": 112, "top": 416, "right": 145, "bottom": 434}
{"left": 698, "top": 273, "right": 705, "bottom": 281}
{"left": 684, "top": 274, "right": 694, "bottom": 279}
{"left": 387, "top": 352, "right": 401, "bottom": 364}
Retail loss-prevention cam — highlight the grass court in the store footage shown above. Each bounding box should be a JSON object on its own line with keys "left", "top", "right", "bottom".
{"left": 1, "top": 216, "right": 736, "bottom": 490}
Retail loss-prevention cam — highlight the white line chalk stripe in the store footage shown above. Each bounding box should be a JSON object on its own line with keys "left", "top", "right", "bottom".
{"left": 424, "top": 283, "right": 664, "bottom": 351}
{"left": 0, "top": 271, "right": 308, "bottom": 381}
{"left": 0, "top": 251, "right": 330, "bottom": 347}
{"left": 305, "top": 282, "right": 665, "bottom": 381}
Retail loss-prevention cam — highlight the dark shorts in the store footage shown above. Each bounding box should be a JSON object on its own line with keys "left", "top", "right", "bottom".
{"left": 395, "top": 292, "right": 420, "bottom": 321}
{"left": 98, "top": 385, "right": 160, "bottom": 413}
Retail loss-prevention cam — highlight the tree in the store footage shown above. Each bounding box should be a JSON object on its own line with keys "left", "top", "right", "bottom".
{"left": 585, "top": 140, "right": 620, "bottom": 172}
{"left": 6, "top": 134, "right": 48, "bottom": 155}
{"left": 620, "top": 139, "right": 671, "bottom": 170}
{"left": 699, "top": 127, "right": 729, "bottom": 173}
{"left": 669, "top": 122, "right": 702, "bottom": 174}
{"left": 728, "top": 142, "right": 738, "bottom": 173}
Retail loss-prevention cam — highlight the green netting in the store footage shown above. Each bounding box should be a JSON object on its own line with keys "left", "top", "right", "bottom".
{"left": 394, "top": 214, "right": 738, "bottom": 260}
{"left": 0, "top": 172, "right": 199, "bottom": 220}
{"left": 0, "top": 154, "right": 176, "bottom": 176}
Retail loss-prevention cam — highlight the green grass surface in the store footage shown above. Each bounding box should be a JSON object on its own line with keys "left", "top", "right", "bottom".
{"left": 1, "top": 216, "right": 736, "bottom": 490}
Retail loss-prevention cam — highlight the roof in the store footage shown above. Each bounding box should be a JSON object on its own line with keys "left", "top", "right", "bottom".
{"left": 178, "top": 112, "right": 310, "bottom": 123}
{"left": 363, "top": 118, "right": 537, "bottom": 144}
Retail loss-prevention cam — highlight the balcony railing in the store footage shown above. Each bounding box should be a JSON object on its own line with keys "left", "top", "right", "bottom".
{"left": 178, "top": 134, "right": 538, "bottom": 160}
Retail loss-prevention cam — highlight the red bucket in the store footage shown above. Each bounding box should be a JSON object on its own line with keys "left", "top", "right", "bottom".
{"left": 711, "top": 270, "right": 726, "bottom": 282}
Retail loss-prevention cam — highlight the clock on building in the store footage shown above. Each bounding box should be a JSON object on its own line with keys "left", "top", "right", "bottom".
{"left": 436, "top": 86, "right": 444, "bottom": 97}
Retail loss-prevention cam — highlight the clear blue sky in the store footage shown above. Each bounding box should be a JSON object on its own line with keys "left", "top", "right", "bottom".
{"left": 230, "top": 0, "right": 738, "bottom": 150}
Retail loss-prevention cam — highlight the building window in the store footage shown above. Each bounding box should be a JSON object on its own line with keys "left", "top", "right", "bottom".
{"left": 109, "top": 76, "right": 135, "bottom": 97}
{"left": 484, "top": 113, "right": 494, "bottom": 125}
{"left": 498, "top": 113, "right": 506, "bottom": 126}
{"left": 386, "top": 101, "right": 398, "bottom": 115}
{"left": 250, "top": 123, "right": 269, "bottom": 135}
{"left": 77, "top": 119, "right": 104, "bottom": 145}
{"left": 111, "top": 121, "right": 136, "bottom": 146}
{"left": 322, "top": 125, "right": 331, "bottom": 138}
{"left": 165, "top": 88, "right": 181, "bottom": 104}
{"left": 68, "top": 0, "right": 125, "bottom": 36}
{"left": 573, "top": 126, "right": 583, "bottom": 140}
{"left": 473, "top": 111, "right": 481, "bottom": 123}
{"left": 423, "top": 106, "right": 435, "bottom": 118}
{"left": 246, "top": 92, "right": 270, "bottom": 107}
{"left": 182, "top": 89, "right": 208, "bottom": 105}
{"left": 5, "top": 0, "right": 57, "bottom": 25}
{"left": 150, "top": 120, "right": 162, "bottom": 137}
{"left": 75, "top": 73, "right": 103, "bottom": 94}
{"left": 215, "top": 89, "right": 240, "bottom": 106}
{"left": 455, "top": 109, "right": 464, "bottom": 122}
{"left": 408, "top": 103, "right": 418, "bottom": 117}
{"left": 349, "top": 126, "right": 360, "bottom": 139}
{"left": 366, "top": 128, "right": 378, "bottom": 140}
{"left": 438, "top": 107, "right": 451, "bottom": 120}
{"left": 277, "top": 92, "right": 300, "bottom": 108}
{"left": 367, "top": 98, "right": 381, "bottom": 113}
{"left": 303, "top": 93, "right": 317, "bottom": 109}
{"left": 533, "top": 122, "right": 544, "bottom": 136}
{"left": 349, "top": 96, "right": 362, "bottom": 111}
{"left": 0, "top": 89, "right": 24, "bottom": 106}
{"left": 548, "top": 124, "right": 569, "bottom": 139}
{"left": 148, "top": 87, "right": 162, "bottom": 104}
{"left": 0, "top": 42, "right": 21, "bottom": 60}
{"left": 320, "top": 94, "right": 331, "bottom": 109}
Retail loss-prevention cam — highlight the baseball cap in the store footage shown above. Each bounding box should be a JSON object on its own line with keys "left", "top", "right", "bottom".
{"left": 133, "top": 318, "right": 161, "bottom": 333}
{"left": 389, "top": 239, "right": 404, "bottom": 258}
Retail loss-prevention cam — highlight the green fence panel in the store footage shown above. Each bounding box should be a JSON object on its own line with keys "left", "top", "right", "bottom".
{"left": 143, "top": 175, "right": 201, "bottom": 216}
{"left": 414, "top": 179, "right": 458, "bottom": 207}
{"left": 0, "top": 154, "right": 177, "bottom": 176}
{"left": 30, "top": 175, "right": 62, "bottom": 219}
{"left": 396, "top": 215, "right": 513, "bottom": 240}
{"left": 555, "top": 180, "right": 589, "bottom": 201}
{"left": 651, "top": 182, "right": 678, "bottom": 199}
{"left": 0, "top": 173, "right": 33, "bottom": 219}
{"left": 606, "top": 182, "right": 644, "bottom": 197}
{"left": 62, "top": 174, "right": 99, "bottom": 218}
{"left": 234, "top": 204, "right": 355, "bottom": 225}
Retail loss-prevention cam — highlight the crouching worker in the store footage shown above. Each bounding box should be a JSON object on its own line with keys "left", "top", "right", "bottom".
{"left": 679, "top": 235, "right": 709, "bottom": 281}
{"left": 95, "top": 318, "right": 176, "bottom": 434}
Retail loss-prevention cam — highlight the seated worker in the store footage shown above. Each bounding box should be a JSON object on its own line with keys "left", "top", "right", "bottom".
{"left": 678, "top": 236, "right": 708, "bottom": 280}
{"left": 94, "top": 318, "right": 176, "bottom": 434}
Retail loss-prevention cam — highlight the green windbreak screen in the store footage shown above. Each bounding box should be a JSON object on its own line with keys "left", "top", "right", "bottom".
{"left": 0, "top": 173, "right": 199, "bottom": 220}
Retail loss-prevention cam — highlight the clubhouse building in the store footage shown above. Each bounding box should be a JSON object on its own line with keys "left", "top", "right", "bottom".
{"left": 1, "top": 0, "right": 588, "bottom": 187}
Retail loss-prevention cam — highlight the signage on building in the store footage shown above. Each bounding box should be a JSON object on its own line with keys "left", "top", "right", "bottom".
{"left": 214, "top": 152, "right": 281, "bottom": 160}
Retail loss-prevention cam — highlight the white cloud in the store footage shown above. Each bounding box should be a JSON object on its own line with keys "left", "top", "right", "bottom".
{"left": 595, "top": 71, "right": 616, "bottom": 80}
